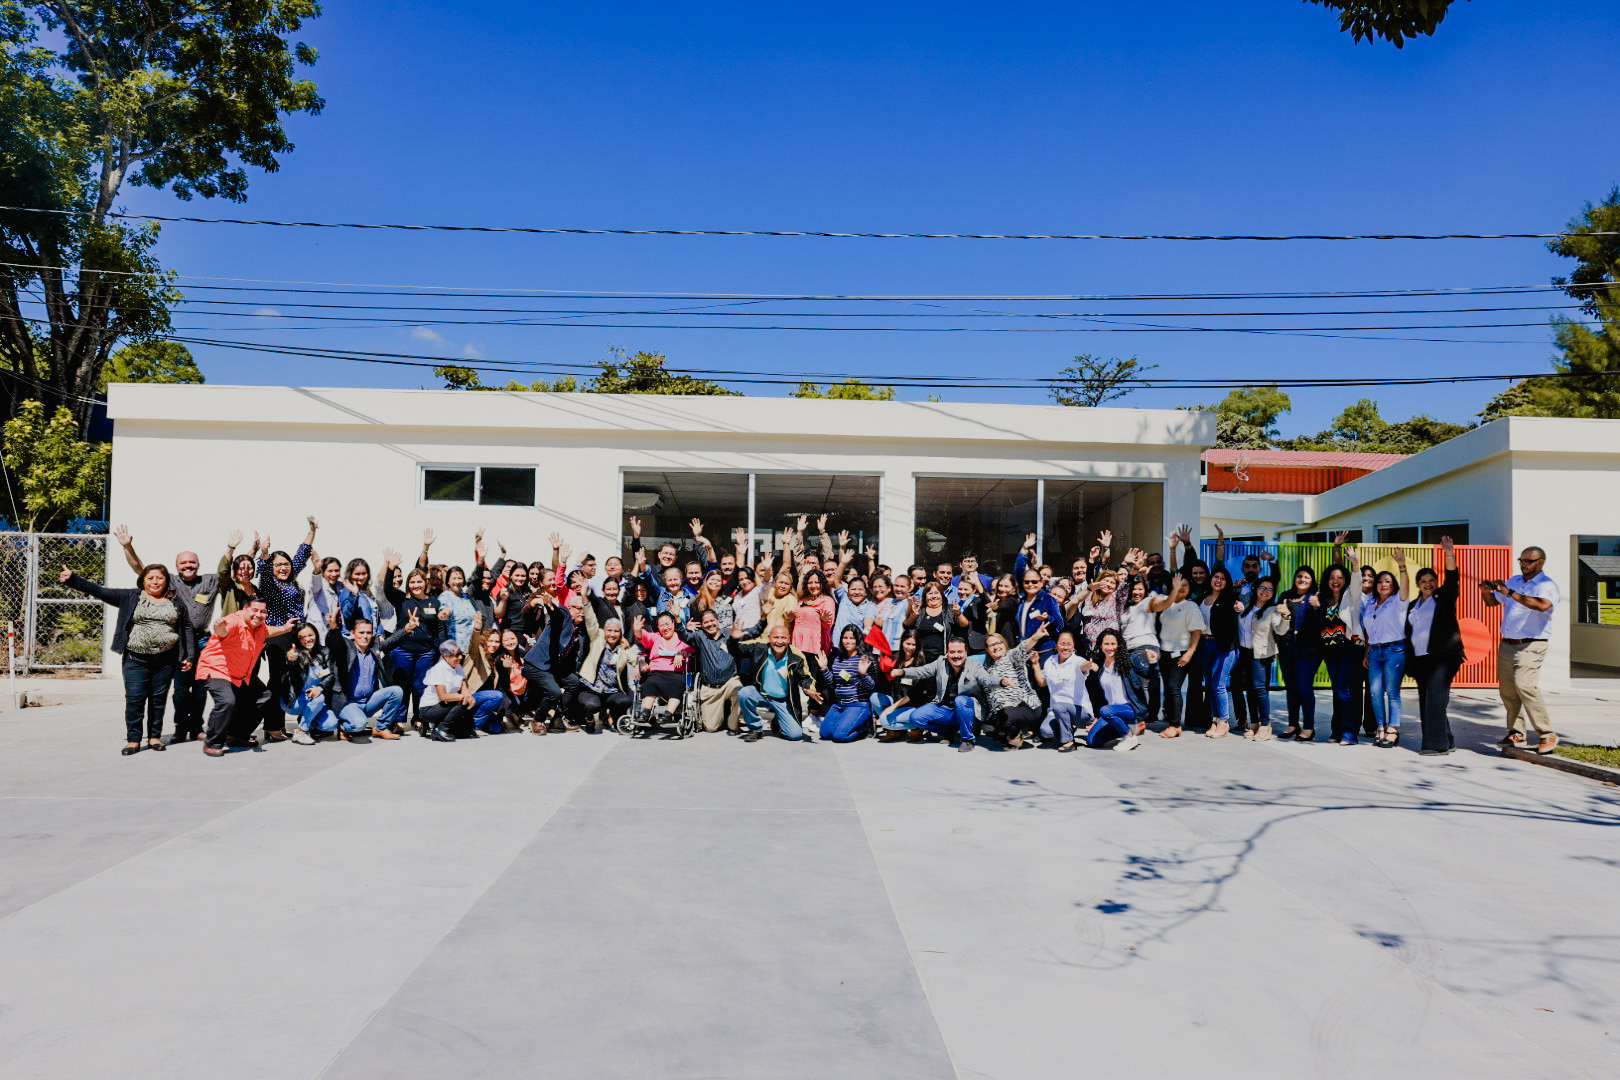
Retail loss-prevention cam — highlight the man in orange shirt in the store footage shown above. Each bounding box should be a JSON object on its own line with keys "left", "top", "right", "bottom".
{"left": 198, "top": 599, "right": 284, "bottom": 756}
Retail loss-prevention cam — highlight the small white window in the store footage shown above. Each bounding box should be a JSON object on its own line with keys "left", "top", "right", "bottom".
{"left": 421, "top": 466, "right": 535, "bottom": 507}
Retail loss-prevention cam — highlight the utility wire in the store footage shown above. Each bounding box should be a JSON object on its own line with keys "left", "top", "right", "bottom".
{"left": 4, "top": 205, "right": 1616, "bottom": 241}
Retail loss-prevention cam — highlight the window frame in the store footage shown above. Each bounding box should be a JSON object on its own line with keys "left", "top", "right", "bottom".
{"left": 418, "top": 463, "right": 538, "bottom": 507}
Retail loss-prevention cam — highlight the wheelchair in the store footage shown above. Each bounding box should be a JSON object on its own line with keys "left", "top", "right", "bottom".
{"left": 615, "top": 667, "right": 700, "bottom": 739}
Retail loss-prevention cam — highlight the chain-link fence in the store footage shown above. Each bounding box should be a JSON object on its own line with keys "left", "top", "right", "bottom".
{"left": 0, "top": 532, "right": 107, "bottom": 673}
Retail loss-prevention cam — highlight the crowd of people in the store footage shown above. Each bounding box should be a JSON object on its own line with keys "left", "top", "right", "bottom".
{"left": 60, "top": 513, "right": 1561, "bottom": 760}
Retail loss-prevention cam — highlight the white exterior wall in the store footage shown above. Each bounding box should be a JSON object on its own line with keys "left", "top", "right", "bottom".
{"left": 105, "top": 385, "right": 1211, "bottom": 644}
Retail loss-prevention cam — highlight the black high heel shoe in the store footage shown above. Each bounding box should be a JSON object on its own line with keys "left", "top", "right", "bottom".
{"left": 1295, "top": 728, "right": 1315, "bottom": 743}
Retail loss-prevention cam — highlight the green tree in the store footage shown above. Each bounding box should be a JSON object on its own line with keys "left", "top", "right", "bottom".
{"left": 1306, "top": 1, "right": 1465, "bottom": 47}
{"left": 437, "top": 348, "right": 738, "bottom": 396}
{"left": 1282, "top": 397, "right": 1468, "bottom": 453}
{"left": 1516, "top": 188, "right": 1620, "bottom": 419}
{"left": 1187, "top": 384, "right": 1293, "bottom": 448}
{"left": 99, "top": 339, "right": 202, "bottom": 390}
{"left": 1049, "top": 355, "right": 1157, "bottom": 408}
{"left": 2, "top": 398, "right": 110, "bottom": 529}
{"left": 1476, "top": 380, "right": 1544, "bottom": 422}
{"left": 0, "top": 2, "right": 323, "bottom": 430}
{"left": 792, "top": 377, "right": 896, "bottom": 400}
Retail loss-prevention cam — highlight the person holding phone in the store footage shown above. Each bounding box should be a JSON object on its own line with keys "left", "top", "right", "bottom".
{"left": 1483, "top": 547, "right": 1561, "bottom": 754}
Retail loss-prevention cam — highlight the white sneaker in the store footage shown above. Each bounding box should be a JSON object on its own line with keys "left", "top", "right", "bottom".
{"left": 292, "top": 729, "right": 315, "bottom": 745}
{"left": 1113, "top": 734, "right": 1141, "bottom": 752}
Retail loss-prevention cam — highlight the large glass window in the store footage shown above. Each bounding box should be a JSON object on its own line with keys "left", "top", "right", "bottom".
{"left": 621, "top": 472, "right": 749, "bottom": 567}
{"left": 914, "top": 478, "right": 1038, "bottom": 577}
{"left": 1043, "top": 479, "right": 1164, "bottom": 578}
{"left": 754, "top": 473, "right": 880, "bottom": 563}
{"left": 1577, "top": 536, "right": 1620, "bottom": 625}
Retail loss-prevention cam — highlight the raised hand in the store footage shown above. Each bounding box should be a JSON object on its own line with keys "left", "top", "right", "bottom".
{"left": 382, "top": 546, "right": 402, "bottom": 567}
{"left": 1333, "top": 529, "right": 1350, "bottom": 545}
{"left": 1392, "top": 547, "right": 1407, "bottom": 567}
{"left": 1440, "top": 535, "right": 1455, "bottom": 552}
{"left": 865, "top": 543, "right": 877, "bottom": 560}
{"left": 251, "top": 531, "right": 261, "bottom": 554}
{"left": 308, "top": 515, "right": 319, "bottom": 532}
{"left": 796, "top": 514, "right": 808, "bottom": 533}
{"left": 1307, "top": 593, "right": 1320, "bottom": 608}
{"left": 632, "top": 614, "right": 646, "bottom": 637}
{"left": 732, "top": 527, "right": 747, "bottom": 546}
{"left": 1088, "top": 545, "right": 1103, "bottom": 562}
{"left": 836, "top": 529, "right": 850, "bottom": 548}
{"left": 422, "top": 528, "right": 435, "bottom": 547}
{"left": 113, "top": 524, "right": 132, "bottom": 547}
{"left": 1214, "top": 523, "right": 1225, "bottom": 540}
{"left": 405, "top": 609, "right": 421, "bottom": 631}
{"left": 227, "top": 528, "right": 243, "bottom": 549}
{"left": 325, "top": 605, "right": 339, "bottom": 630}
{"left": 473, "top": 609, "right": 484, "bottom": 631}
{"left": 858, "top": 655, "right": 871, "bottom": 676}
{"left": 689, "top": 518, "right": 704, "bottom": 538}
{"left": 1098, "top": 529, "right": 1113, "bottom": 548}
{"left": 629, "top": 516, "right": 642, "bottom": 539}
{"left": 558, "top": 543, "right": 573, "bottom": 567}
{"left": 1170, "top": 572, "right": 1185, "bottom": 592}
{"left": 1023, "top": 532, "right": 1038, "bottom": 551}
{"left": 58, "top": 564, "right": 71, "bottom": 583}
{"left": 1259, "top": 549, "right": 1276, "bottom": 564}
{"left": 548, "top": 532, "right": 562, "bottom": 550}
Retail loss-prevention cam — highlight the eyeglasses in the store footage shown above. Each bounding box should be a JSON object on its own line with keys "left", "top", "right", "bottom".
{"left": 1023, "top": 579, "right": 1040, "bottom": 585}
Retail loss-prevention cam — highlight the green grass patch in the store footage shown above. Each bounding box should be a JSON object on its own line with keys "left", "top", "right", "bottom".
{"left": 1551, "top": 744, "right": 1620, "bottom": 770}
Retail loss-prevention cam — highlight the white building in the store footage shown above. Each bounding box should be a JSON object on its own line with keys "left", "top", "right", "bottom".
{"left": 1199, "top": 417, "right": 1620, "bottom": 688}
{"left": 106, "top": 382, "right": 1212, "bottom": 599}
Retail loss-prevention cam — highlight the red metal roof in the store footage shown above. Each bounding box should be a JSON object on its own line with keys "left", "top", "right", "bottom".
{"left": 1203, "top": 448, "right": 1409, "bottom": 471}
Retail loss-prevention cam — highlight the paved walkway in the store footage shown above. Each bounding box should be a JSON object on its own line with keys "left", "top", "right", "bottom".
{"left": 4, "top": 698, "right": 1620, "bottom": 1079}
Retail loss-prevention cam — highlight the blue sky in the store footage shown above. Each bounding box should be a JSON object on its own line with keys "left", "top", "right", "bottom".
{"left": 117, "top": 1, "right": 1620, "bottom": 436}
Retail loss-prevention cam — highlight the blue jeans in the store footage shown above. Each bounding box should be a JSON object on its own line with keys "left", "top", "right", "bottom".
{"left": 470, "top": 689, "right": 506, "bottom": 733}
{"left": 389, "top": 647, "right": 437, "bottom": 717}
{"left": 1280, "top": 644, "right": 1320, "bottom": 729}
{"left": 820, "top": 702, "right": 871, "bottom": 742}
{"left": 1244, "top": 656, "right": 1273, "bottom": 728}
{"left": 1041, "top": 703, "right": 1084, "bottom": 744}
{"left": 1130, "top": 648, "right": 1160, "bottom": 724}
{"left": 737, "top": 686, "right": 804, "bottom": 740}
{"left": 1322, "top": 648, "right": 1358, "bottom": 739}
{"left": 122, "top": 647, "right": 178, "bottom": 742}
{"left": 1083, "top": 705, "right": 1136, "bottom": 747}
{"left": 336, "top": 685, "right": 406, "bottom": 732}
{"left": 887, "top": 698, "right": 977, "bottom": 742}
{"left": 1367, "top": 642, "right": 1406, "bottom": 728}
{"left": 1204, "top": 646, "right": 1239, "bottom": 722}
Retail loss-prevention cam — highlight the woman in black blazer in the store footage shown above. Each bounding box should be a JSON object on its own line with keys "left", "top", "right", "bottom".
{"left": 1405, "top": 536, "right": 1464, "bottom": 756}
{"left": 59, "top": 563, "right": 197, "bottom": 755}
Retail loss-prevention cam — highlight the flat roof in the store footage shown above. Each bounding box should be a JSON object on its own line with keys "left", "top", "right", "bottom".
{"left": 107, "top": 384, "right": 1218, "bottom": 448}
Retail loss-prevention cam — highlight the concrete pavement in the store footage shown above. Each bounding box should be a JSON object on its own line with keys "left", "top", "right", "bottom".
{"left": 3, "top": 697, "right": 1619, "bottom": 1079}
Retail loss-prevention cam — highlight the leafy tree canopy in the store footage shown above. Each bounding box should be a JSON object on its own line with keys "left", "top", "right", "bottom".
{"left": 1, "top": 1, "right": 322, "bottom": 428}
{"left": 1279, "top": 397, "right": 1469, "bottom": 454}
{"left": 1049, "top": 355, "right": 1157, "bottom": 408}
{"left": 2, "top": 397, "right": 109, "bottom": 529}
{"left": 99, "top": 339, "right": 202, "bottom": 390}
{"left": 437, "top": 348, "right": 738, "bottom": 396}
{"left": 1186, "top": 384, "right": 1294, "bottom": 448}
{"left": 1306, "top": 1, "right": 1465, "bottom": 48}
{"left": 791, "top": 377, "right": 896, "bottom": 400}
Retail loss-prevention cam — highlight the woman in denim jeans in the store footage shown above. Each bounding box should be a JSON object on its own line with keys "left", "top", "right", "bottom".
{"left": 1238, "top": 578, "right": 1286, "bottom": 740}
{"left": 1199, "top": 568, "right": 1243, "bottom": 739}
{"left": 1360, "top": 550, "right": 1411, "bottom": 748}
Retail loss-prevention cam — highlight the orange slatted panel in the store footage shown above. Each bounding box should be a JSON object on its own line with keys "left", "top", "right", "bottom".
{"left": 1452, "top": 545, "right": 1512, "bottom": 688}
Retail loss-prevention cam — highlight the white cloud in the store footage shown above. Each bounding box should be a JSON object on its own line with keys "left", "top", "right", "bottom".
{"left": 410, "top": 326, "right": 447, "bottom": 344}
{"left": 460, "top": 343, "right": 485, "bottom": 360}
{"left": 252, "top": 307, "right": 282, "bottom": 318}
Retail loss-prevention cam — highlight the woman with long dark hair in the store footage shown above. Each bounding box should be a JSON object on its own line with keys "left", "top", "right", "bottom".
{"left": 383, "top": 549, "right": 448, "bottom": 724}
{"left": 907, "top": 580, "right": 956, "bottom": 663}
{"left": 791, "top": 568, "right": 836, "bottom": 668}
{"left": 1200, "top": 568, "right": 1242, "bottom": 738}
{"left": 1317, "top": 565, "right": 1364, "bottom": 744}
{"left": 284, "top": 622, "right": 337, "bottom": 744}
{"left": 819, "top": 625, "right": 876, "bottom": 742}
{"left": 59, "top": 561, "right": 197, "bottom": 754}
{"left": 1361, "top": 551, "right": 1411, "bottom": 748}
{"left": 1408, "top": 536, "right": 1464, "bottom": 756}
{"left": 1276, "top": 566, "right": 1323, "bottom": 742}
{"left": 1237, "top": 577, "right": 1285, "bottom": 740}
{"left": 1083, "top": 628, "right": 1146, "bottom": 751}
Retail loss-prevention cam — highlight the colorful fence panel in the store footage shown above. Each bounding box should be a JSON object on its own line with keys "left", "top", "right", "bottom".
{"left": 1196, "top": 540, "right": 1510, "bottom": 688}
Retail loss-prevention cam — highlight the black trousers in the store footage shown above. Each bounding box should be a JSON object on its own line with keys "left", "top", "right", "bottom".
{"left": 204, "top": 676, "right": 272, "bottom": 749}
{"left": 419, "top": 700, "right": 473, "bottom": 738}
{"left": 1351, "top": 643, "right": 1376, "bottom": 736}
{"left": 991, "top": 703, "right": 1042, "bottom": 739}
{"left": 171, "top": 632, "right": 209, "bottom": 735}
{"left": 522, "top": 666, "right": 585, "bottom": 722}
{"left": 261, "top": 645, "right": 289, "bottom": 733}
{"left": 577, "top": 687, "right": 631, "bottom": 719}
{"left": 1409, "top": 653, "right": 1460, "bottom": 752}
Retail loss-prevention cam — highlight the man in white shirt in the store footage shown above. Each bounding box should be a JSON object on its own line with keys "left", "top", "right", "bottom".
{"left": 1483, "top": 547, "right": 1560, "bottom": 753}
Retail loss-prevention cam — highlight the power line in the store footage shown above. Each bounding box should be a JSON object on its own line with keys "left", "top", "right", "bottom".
{"left": 4, "top": 257, "right": 1613, "bottom": 302}
{"left": 3, "top": 205, "right": 1617, "bottom": 241}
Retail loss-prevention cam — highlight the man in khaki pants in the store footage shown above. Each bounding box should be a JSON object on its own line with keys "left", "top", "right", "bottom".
{"left": 680, "top": 609, "right": 744, "bottom": 734}
{"left": 1483, "top": 547, "right": 1561, "bottom": 754}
